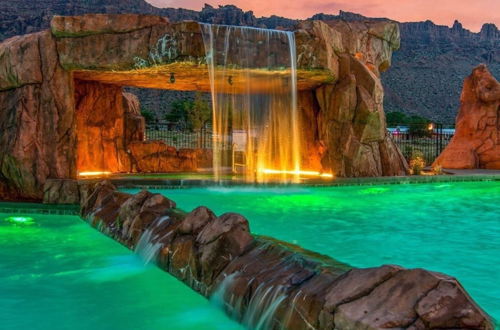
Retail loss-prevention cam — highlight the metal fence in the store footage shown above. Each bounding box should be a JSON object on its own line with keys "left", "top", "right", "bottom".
{"left": 146, "top": 125, "right": 213, "bottom": 149}
{"left": 146, "top": 123, "right": 455, "bottom": 166}
{"left": 389, "top": 123, "right": 455, "bottom": 165}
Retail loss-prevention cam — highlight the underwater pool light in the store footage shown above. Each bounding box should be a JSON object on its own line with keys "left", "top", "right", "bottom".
{"left": 4, "top": 216, "right": 35, "bottom": 225}
{"left": 78, "top": 171, "right": 112, "bottom": 177}
{"left": 259, "top": 168, "right": 334, "bottom": 178}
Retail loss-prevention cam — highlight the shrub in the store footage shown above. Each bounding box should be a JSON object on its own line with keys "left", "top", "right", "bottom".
{"left": 432, "top": 164, "right": 443, "bottom": 175}
{"left": 409, "top": 150, "right": 425, "bottom": 175}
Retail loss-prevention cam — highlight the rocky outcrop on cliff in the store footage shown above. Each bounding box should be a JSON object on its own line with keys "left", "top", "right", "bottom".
{"left": 74, "top": 180, "right": 494, "bottom": 329}
{"left": 384, "top": 20, "right": 500, "bottom": 124}
{"left": 434, "top": 65, "right": 500, "bottom": 169}
{"left": 304, "top": 12, "right": 500, "bottom": 124}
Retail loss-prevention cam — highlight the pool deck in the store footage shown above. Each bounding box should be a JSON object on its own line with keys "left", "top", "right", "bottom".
{"left": 0, "top": 201, "right": 79, "bottom": 215}
{"left": 79, "top": 169, "right": 500, "bottom": 190}
{"left": 1, "top": 169, "right": 498, "bottom": 214}
{"left": 444, "top": 169, "right": 500, "bottom": 176}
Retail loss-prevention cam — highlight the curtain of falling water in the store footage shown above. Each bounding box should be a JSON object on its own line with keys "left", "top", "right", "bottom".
{"left": 200, "top": 24, "right": 301, "bottom": 183}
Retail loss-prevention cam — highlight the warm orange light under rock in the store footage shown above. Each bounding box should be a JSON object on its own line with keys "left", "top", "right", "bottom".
{"left": 259, "top": 168, "right": 334, "bottom": 178}
{"left": 78, "top": 171, "right": 113, "bottom": 177}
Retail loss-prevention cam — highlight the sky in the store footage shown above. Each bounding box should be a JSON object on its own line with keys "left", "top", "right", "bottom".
{"left": 146, "top": 0, "right": 499, "bottom": 32}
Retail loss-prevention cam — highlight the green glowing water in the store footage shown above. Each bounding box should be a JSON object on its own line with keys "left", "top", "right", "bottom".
{"left": 0, "top": 213, "right": 242, "bottom": 330}
{"left": 130, "top": 181, "right": 500, "bottom": 322}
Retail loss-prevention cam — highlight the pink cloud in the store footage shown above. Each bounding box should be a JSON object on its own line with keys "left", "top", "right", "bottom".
{"left": 146, "top": 0, "right": 499, "bottom": 32}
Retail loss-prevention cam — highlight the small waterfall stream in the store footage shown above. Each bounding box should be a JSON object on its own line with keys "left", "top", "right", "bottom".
{"left": 200, "top": 24, "right": 301, "bottom": 183}
{"left": 134, "top": 215, "right": 171, "bottom": 264}
{"left": 211, "top": 272, "right": 288, "bottom": 329}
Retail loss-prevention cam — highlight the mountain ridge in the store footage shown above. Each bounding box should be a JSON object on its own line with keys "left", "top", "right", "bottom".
{"left": 1, "top": 0, "right": 498, "bottom": 124}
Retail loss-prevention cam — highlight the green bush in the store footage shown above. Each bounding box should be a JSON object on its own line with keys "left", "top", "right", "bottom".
{"left": 141, "top": 108, "right": 155, "bottom": 125}
{"left": 166, "top": 92, "right": 211, "bottom": 131}
{"left": 387, "top": 111, "right": 434, "bottom": 138}
{"left": 386, "top": 111, "right": 408, "bottom": 126}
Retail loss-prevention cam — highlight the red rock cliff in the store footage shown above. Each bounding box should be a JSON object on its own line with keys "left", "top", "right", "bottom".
{"left": 434, "top": 65, "right": 500, "bottom": 169}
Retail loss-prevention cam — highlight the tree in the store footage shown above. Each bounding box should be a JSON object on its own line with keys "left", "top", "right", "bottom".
{"left": 186, "top": 92, "right": 211, "bottom": 131}
{"left": 408, "top": 115, "right": 432, "bottom": 137}
{"left": 386, "top": 111, "right": 432, "bottom": 137}
{"left": 141, "top": 107, "right": 155, "bottom": 125}
{"left": 166, "top": 99, "right": 187, "bottom": 122}
{"left": 166, "top": 93, "right": 211, "bottom": 132}
{"left": 386, "top": 111, "right": 408, "bottom": 126}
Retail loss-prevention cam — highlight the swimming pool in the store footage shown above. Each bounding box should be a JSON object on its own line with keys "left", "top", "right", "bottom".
{"left": 125, "top": 180, "right": 500, "bottom": 322}
{"left": 0, "top": 212, "right": 242, "bottom": 330}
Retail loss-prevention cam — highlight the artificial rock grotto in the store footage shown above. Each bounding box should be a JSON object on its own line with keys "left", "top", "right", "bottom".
{"left": 0, "top": 13, "right": 408, "bottom": 200}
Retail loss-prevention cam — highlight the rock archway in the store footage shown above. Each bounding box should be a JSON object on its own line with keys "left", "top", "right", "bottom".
{"left": 0, "top": 14, "right": 408, "bottom": 200}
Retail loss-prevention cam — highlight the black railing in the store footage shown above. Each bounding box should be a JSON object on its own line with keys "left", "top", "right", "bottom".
{"left": 389, "top": 123, "right": 455, "bottom": 165}
{"left": 145, "top": 124, "right": 233, "bottom": 151}
{"left": 146, "top": 125, "right": 213, "bottom": 149}
{"left": 147, "top": 123, "right": 454, "bottom": 166}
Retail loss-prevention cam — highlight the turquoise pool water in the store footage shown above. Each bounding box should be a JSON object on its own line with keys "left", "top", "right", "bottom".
{"left": 128, "top": 181, "right": 500, "bottom": 322}
{"left": 0, "top": 212, "right": 242, "bottom": 330}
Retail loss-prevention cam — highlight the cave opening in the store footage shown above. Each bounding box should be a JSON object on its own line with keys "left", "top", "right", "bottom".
{"left": 72, "top": 60, "right": 331, "bottom": 181}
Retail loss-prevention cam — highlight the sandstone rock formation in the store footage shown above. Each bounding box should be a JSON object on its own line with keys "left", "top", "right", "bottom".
{"left": 0, "top": 13, "right": 407, "bottom": 200}
{"left": 434, "top": 65, "right": 500, "bottom": 169}
{"left": 0, "top": 30, "right": 75, "bottom": 200}
{"left": 78, "top": 180, "right": 494, "bottom": 329}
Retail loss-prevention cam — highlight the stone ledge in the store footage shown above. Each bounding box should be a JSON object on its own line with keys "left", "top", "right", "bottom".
{"left": 51, "top": 14, "right": 169, "bottom": 38}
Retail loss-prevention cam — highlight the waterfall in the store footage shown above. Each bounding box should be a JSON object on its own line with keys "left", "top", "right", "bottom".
{"left": 211, "top": 273, "right": 287, "bottom": 329}
{"left": 200, "top": 24, "right": 301, "bottom": 183}
{"left": 134, "top": 215, "right": 171, "bottom": 265}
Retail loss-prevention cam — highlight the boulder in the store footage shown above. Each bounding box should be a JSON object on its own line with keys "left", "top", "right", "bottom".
{"left": 128, "top": 140, "right": 208, "bottom": 173}
{"left": 125, "top": 193, "right": 176, "bottom": 243}
{"left": 177, "top": 206, "right": 216, "bottom": 235}
{"left": 123, "top": 92, "right": 145, "bottom": 144}
{"left": 434, "top": 65, "right": 500, "bottom": 169}
{"left": 196, "top": 213, "right": 254, "bottom": 285}
{"left": 43, "top": 179, "right": 80, "bottom": 204}
{"left": 334, "top": 269, "right": 492, "bottom": 329}
{"left": 0, "top": 31, "right": 75, "bottom": 200}
{"left": 0, "top": 33, "right": 43, "bottom": 90}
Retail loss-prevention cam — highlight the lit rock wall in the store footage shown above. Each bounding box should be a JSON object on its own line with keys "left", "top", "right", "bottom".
{"left": 78, "top": 180, "right": 494, "bottom": 330}
{"left": 75, "top": 80, "right": 131, "bottom": 173}
{"left": 434, "top": 65, "right": 500, "bottom": 169}
{"left": 74, "top": 80, "right": 204, "bottom": 176}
